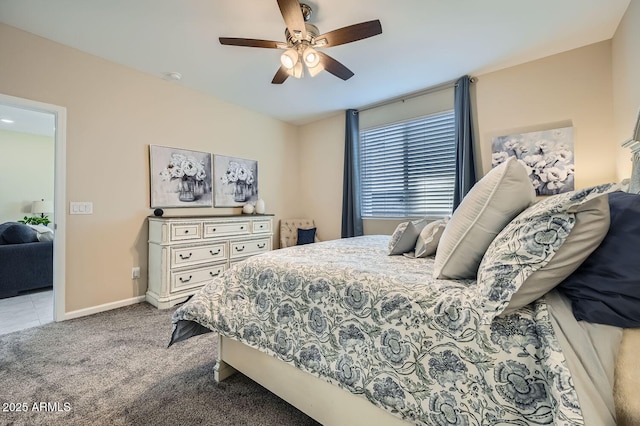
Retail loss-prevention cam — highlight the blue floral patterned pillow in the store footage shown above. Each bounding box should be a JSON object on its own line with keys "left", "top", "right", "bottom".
{"left": 475, "top": 183, "right": 618, "bottom": 323}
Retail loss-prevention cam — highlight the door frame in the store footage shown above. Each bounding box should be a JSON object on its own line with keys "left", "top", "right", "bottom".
{"left": 0, "top": 93, "right": 67, "bottom": 321}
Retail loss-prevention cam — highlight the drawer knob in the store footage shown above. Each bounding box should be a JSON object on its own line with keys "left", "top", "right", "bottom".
{"left": 179, "top": 275, "right": 193, "bottom": 283}
{"left": 235, "top": 245, "right": 245, "bottom": 252}
{"left": 184, "top": 230, "right": 189, "bottom": 234}
{"left": 179, "top": 253, "right": 193, "bottom": 260}
{"left": 210, "top": 249, "right": 221, "bottom": 256}
{"left": 240, "top": 226, "right": 245, "bottom": 230}
{"left": 210, "top": 270, "right": 221, "bottom": 277}
{"left": 257, "top": 243, "right": 266, "bottom": 249}
{"left": 212, "top": 228, "right": 216, "bottom": 232}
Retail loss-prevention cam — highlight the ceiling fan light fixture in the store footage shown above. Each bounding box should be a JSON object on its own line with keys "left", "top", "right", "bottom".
{"left": 291, "top": 60, "right": 303, "bottom": 78}
{"left": 218, "top": 0, "right": 383, "bottom": 84}
{"left": 280, "top": 49, "right": 298, "bottom": 69}
{"left": 302, "top": 47, "right": 320, "bottom": 67}
{"left": 307, "top": 62, "right": 324, "bottom": 77}
{"left": 314, "top": 38, "right": 328, "bottom": 47}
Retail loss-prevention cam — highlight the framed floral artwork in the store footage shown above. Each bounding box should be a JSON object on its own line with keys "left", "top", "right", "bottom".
{"left": 492, "top": 126, "right": 574, "bottom": 196}
{"left": 213, "top": 155, "right": 258, "bottom": 207}
{"left": 149, "top": 145, "right": 213, "bottom": 208}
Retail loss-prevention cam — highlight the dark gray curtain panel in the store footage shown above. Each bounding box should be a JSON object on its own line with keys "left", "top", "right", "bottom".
{"left": 341, "top": 109, "right": 363, "bottom": 238}
{"left": 452, "top": 75, "right": 477, "bottom": 210}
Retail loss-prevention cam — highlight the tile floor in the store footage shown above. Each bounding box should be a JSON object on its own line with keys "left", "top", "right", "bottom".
{"left": 0, "top": 289, "right": 53, "bottom": 335}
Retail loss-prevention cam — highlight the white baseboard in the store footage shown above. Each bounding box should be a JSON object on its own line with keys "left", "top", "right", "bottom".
{"left": 61, "top": 295, "right": 147, "bottom": 321}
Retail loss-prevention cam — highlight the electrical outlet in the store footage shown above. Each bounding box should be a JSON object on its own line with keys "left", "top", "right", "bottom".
{"left": 131, "top": 267, "right": 141, "bottom": 279}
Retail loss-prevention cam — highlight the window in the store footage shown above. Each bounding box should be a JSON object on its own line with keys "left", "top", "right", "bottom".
{"left": 359, "top": 110, "right": 456, "bottom": 218}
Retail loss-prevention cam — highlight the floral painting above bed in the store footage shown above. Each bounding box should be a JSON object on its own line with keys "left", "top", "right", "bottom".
{"left": 492, "top": 127, "right": 574, "bottom": 196}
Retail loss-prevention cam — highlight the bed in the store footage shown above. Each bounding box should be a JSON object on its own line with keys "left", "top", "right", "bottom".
{"left": 169, "top": 158, "right": 640, "bottom": 425}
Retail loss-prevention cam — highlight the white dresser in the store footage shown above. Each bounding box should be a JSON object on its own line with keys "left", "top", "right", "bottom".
{"left": 147, "top": 215, "right": 273, "bottom": 309}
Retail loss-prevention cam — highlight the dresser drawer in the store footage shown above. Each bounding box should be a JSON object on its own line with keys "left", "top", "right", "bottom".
{"left": 170, "top": 263, "right": 226, "bottom": 292}
{"left": 203, "top": 221, "right": 250, "bottom": 238}
{"left": 171, "top": 243, "right": 226, "bottom": 268}
{"left": 170, "top": 223, "right": 201, "bottom": 241}
{"left": 230, "top": 238, "right": 271, "bottom": 259}
{"left": 252, "top": 220, "right": 272, "bottom": 233}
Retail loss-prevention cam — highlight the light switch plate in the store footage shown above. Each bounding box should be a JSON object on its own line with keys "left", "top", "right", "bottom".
{"left": 69, "top": 201, "right": 93, "bottom": 215}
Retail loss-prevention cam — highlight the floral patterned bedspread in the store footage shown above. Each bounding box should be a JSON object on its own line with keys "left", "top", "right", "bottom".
{"left": 172, "top": 236, "right": 583, "bottom": 425}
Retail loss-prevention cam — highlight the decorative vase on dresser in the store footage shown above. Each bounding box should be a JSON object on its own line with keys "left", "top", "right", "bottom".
{"left": 255, "top": 198, "right": 266, "bottom": 214}
{"left": 147, "top": 214, "right": 273, "bottom": 309}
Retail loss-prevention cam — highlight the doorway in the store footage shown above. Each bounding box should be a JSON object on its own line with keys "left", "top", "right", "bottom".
{"left": 0, "top": 93, "right": 66, "bottom": 327}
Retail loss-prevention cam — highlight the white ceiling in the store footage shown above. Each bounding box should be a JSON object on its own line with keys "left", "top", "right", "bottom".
{"left": 0, "top": 0, "right": 631, "bottom": 125}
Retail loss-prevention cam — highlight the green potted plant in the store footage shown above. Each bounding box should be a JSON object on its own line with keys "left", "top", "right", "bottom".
{"left": 18, "top": 216, "right": 51, "bottom": 226}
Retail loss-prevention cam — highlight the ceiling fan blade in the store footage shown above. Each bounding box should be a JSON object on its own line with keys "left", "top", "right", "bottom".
{"left": 317, "top": 52, "right": 354, "bottom": 81}
{"left": 271, "top": 66, "right": 289, "bottom": 84}
{"left": 316, "top": 20, "right": 382, "bottom": 48}
{"left": 277, "top": 0, "right": 307, "bottom": 41}
{"left": 219, "top": 37, "right": 282, "bottom": 49}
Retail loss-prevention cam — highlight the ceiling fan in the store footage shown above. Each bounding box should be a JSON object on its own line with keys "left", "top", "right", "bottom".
{"left": 219, "top": 0, "right": 382, "bottom": 84}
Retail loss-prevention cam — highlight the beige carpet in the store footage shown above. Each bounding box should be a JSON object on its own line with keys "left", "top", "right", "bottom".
{"left": 0, "top": 303, "right": 319, "bottom": 426}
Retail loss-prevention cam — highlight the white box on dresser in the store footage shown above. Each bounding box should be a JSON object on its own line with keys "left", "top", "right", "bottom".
{"left": 147, "top": 215, "right": 273, "bottom": 309}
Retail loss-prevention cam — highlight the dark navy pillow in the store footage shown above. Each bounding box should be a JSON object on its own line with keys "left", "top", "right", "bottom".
{"left": 1, "top": 222, "right": 38, "bottom": 244}
{"left": 557, "top": 191, "right": 640, "bottom": 327}
{"left": 0, "top": 222, "right": 16, "bottom": 244}
{"left": 297, "top": 227, "right": 316, "bottom": 245}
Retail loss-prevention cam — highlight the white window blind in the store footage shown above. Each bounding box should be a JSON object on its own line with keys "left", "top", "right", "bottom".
{"left": 359, "top": 110, "right": 456, "bottom": 218}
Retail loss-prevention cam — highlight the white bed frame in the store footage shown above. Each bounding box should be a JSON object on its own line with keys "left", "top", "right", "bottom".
{"left": 214, "top": 335, "right": 409, "bottom": 426}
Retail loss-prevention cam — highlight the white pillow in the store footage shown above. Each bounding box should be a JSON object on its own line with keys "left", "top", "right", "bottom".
{"left": 27, "top": 224, "right": 54, "bottom": 242}
{"left": 434, "top": 157, "right": 535, "bottom": 279}
{"left": 388, "top": 219, "right": 428, "bottom": 255}
{"left": 404, "top": 218, "right": 449, "bottom": 258}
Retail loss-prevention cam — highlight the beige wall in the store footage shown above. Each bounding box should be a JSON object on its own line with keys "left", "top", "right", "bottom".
{"left": 299, "top": 41, "right": 618, "bottom": 238}
{"left": 360, "top": 88, "right": 455, "bottom": 129}
{"left": 298, "top": 113, "right": 344, "bottom": 241}
{"left": 612, "top": 0, "right": 640, "bottom": 179}
{"left": 0, "top": 23, "right": 300, "bottom": 312}
{"left": 474, "top": 40, "right": 615, "bottom": 186}
{"left": 0, "top": 129, "right": 54, "bottom": 223}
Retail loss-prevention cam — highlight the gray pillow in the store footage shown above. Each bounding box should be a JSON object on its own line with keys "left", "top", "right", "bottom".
{"left": 388, "top": 219, "right": 428, "bottom": 255}
{"left": 434, "top": 157, "right": 535, "bottom": 279}
{"left": 404, "top": 218, "right": 449, "bottom": 258}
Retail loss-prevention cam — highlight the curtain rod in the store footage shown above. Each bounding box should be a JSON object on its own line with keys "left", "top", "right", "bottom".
{"left": 357, "top": 77, "right": 477, "bottom": 113}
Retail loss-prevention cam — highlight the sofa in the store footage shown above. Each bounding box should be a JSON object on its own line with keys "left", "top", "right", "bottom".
{"left": 0, "top": 222, "right": 53, "bottom": 298}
